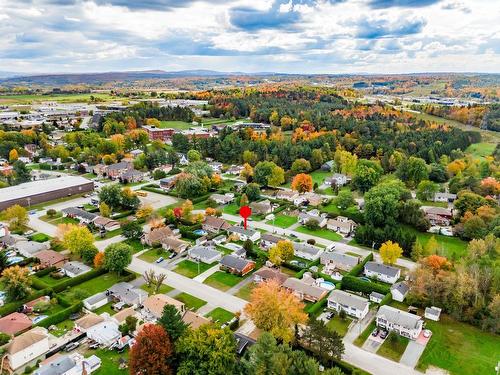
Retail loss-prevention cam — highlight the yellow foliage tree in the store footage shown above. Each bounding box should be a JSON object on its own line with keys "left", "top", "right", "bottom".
{"left": 136, "top": 205, "right": 154, "bottom": 220}
{"left": 379, "top": 240, "right": 403, "bottom": 265}
{"left": 240, "top": 163, "right": 254, "bottom": 181}
{"left": 99, "top": 202, "right": 112, "bottom": 218}
{"left": 268, "top": 240, "right": 294, "bottom": 266}
{"left": 8, "top": 149, "right": 18, "bottom": 162}
{"left": 1, "top": 205, "right": 28, "bottom": 232}
{"left": 291, "top": 173, "right": 313, "bottom": 193}
{"left": 62, "top": 225, "right": 95, "bottom": 256}
{"left": 245, "top": 280, "right": 307, "bottom": 343}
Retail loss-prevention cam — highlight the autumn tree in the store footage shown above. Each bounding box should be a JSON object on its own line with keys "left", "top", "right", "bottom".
{"left": 8, "top": 148, "right": 18, "bottom": 162}
{"left": 94, "top": 252, "right": 105, "bottom": 268}
{"left": 129, "top": 324, "right": 173, "bottom": 375}
{"left": 176, "top": 325, "right": 237, "bottom": 375}
{"left": 291, "top": 173, "right": 313, "bottom": 193}
{"left": 103, "top": 243, "right": 132, "bottom": 274}
{"left": 2, "top": 266, "right": 32, "bottom": 300}
{"left": 1, "top": 205, "right": 28, "bottom": 232}
{"left": 158, "top": 304, "right": 188, "bottom": 342}
{"left": 136, "top": 204, "right": 154, "bottom": 220}
{"left": 379, "top": 240, "right": 403, "bottom": 265}
{"left": 62, "top": 225, "right": 96, "bottom": 257}
{"left": 424, "top": 236, "right": 439, "bottom": 256}
{"left": 245, "top": 280, "right": 307, "bottom": 343}
{"left": 240, "top": 163, "right": 254, "bottom": 181}
{"left": 269, "top": 240, "right": 294, "bottom": 266}
{"left": 99, "top": 202, "right": 111, "bottom": 218}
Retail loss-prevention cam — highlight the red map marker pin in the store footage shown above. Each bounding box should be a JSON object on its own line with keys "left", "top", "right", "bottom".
{"left": 239, "top": 205, "right": 252, "bottom": 230}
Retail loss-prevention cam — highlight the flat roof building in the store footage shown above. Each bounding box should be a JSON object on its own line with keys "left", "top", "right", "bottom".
{"left": 0, "top": 176, "right": 93, "bottom": 210}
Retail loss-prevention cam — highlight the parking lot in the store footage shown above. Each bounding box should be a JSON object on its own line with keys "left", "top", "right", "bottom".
{"left": 136, "top": 190, "right": 179, "bottom": 210}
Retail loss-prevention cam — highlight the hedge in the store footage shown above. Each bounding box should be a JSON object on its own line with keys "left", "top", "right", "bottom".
{"left": 33, "top": 267, "right": 57, "bottom": 278}
{"left": 17, "top": 257, "right": 39, "bottom": 267}
{"left": 52, "top": 267, "right": 107, "bottom": 293}
{"left": 31, "top": 278, "right": 51, "bottom": 291}
{"left": 142, "top": 186, "right": 170, "bottom": 196}
{"left": 379, "top": 292, "right": 393, "bottom": 306}
{"left": 112, "top": 210, "right": 134, "bottom": 220}
{"left": 347, "top": 252, "right": 373, "bottom": 277}
{"left": 340, "top": 275, "right": 390, "bottom": 295}
{"left": 305, "top": 296, "right": 328, "bottom": 316}
{"left": 35, "top": 302, "right": 83, "bottom": 328}
{"left": 0, "top": 288, "right": 52, "bottom": 317}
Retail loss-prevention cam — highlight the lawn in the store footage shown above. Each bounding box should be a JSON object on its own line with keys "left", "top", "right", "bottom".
{"left": 465, "top": 142, "right": 496, "bottom": 160}
{"left": 86, "top": 348, "right": 129, "bottom": 375}
{"left": 51, "top": 319, "right": 75, "bottom": 337}
{"left": 326, "top": 315, "right": 352, "bottom": 337}
{"left": 417, "top": 315, "right": 500, "bottom": 375}
{"left": 0, "top": 93, "right": 114, "bottom": 105}
{"left": 354, "top": 321, "right": 376, "bottom": 347}
{"left": 38, "top": 273, "right": 70, "bottom": 286}
{"left": 159, "top": 120, "right": 193, "bottom": 129}
{"left": 174, "top": 292, "right": 207, "bottom": 310}
{"left": 234, "top": 282, "right": 255, "bottom": 300}
{"left": 405, "top": 226, "right": 468, "bottom": 259}
{"left": 96, "top": 227, "right": 123, "bottom": 241}
{"left": 61, "top": 272, "right": 127, "bottom": 302}
{"left": 140, "top": 283, "right": 174, "bottom": 295}
{"left": 30, "top": 233, "right": 51, "bottom": 242}
{"left": 205, "top": 307, "right": 235, "bottom": 325}
{"left": 310, "top": 170, "right": 332, "bottom": 185}
{"left": 222, "top": 202, "right": 240, "bottom": 215}
{"left": 295, "top": 225, "right": 342, "bottom": 241}
{"left": 138, "top": 248, "right": 171, "bottom": 263}
{"left": 266, "top": 214, "right": 298, "bottom": 228}
{"left": 172, "top": 260, "right": 216, "bottom": 278}
{"left": 94, "top": 302, "right": 115, "bottom": 316}
{"left": 377, "top": 333, "right": 409, "bottom": 362}
{"left": 122, "top": 239, "right": 145, "bottom": 253}
{"left": 203, "top": 271, "right": 245, "bottom": 291}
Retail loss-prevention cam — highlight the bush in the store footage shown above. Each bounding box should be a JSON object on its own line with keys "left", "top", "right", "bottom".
{"left": 341, "top": 275, "right": 390, "bottom": 295}
{"left": 33, "top": 267, "right": 57, "bottom": 278}
{"left": 0, "top": 333, "right": 10, "bottom": 346}
{"left": 347, "top": 253, "right": 373, "bottom": 276}
{"left": 379, "top": 292, "right": 393, "bottom": 306}
{"left": 31, "top": 278, "right": 50, "bottom": 291}
{"left": 305, "top": 297, "right": 327, "bottom": 316}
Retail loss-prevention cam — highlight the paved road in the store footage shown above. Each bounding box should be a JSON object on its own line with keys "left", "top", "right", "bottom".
{"left": 129, "top": 257, "right": 247, "bottom": 314}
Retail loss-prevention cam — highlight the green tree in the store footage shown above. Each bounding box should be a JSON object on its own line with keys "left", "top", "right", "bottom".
{"left": 12, "top": 160, "right": 31, "bottom": 185}
{"left": 103, "top": 243, "right": 132, "bottom": 274}
{"left": 244, "top": 183, "right": 261, "bottom": 202}
{"left": 364, "top": 179, "right": 410, "bottom": 227}
{"left": 81, "top": 247, "right": 98, "bottom": 265}
{"left": 99, "top": 184, "right": 122, "bottom": 209}
{"left": 176, "top": 325, "right": 237, "bottom": 375}
{"left": 301, "top": 318, "right": 344, "bottom": 367}
{"left": 254, "top": 161, "right": 284, "bottom": 187}
{"left": 122, "top": 220, "right": 143, "bottom": 240}
{"left": 352, "top": 160, "right": 383, "bottom": 193}
{"left": 291, "top": 158, "right": 311, "bottom": 175}
{"left": 334, "top": 190, "right": 356, "bottom": 210}
{"left": 187, "top": 149, "right": 202, "bottom": 162}
{"left": 396, "top": 156, "right": 428, "bottom": 188}
{"left": 1, "top": 205, "right": 28, "bottom": 232}
{"left": 158, "top": 304, "right": 188, "bottom": 342}
{"left": 416, "top": 180, "right": 439, "bottom": 201}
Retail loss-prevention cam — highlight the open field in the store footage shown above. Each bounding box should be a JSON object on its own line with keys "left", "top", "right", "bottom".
{"left": 465, "top": 142, "right": 496, "bottom": 160}
{"left": 0, "top": 93, "right": 114, "bottom": 105}
{"left": 159, "top": 120, "right": 193, "bottom": 129}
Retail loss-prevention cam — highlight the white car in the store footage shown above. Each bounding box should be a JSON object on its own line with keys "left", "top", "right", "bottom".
{"left": 423, "top": 329, "right": 432, "bottom": 338}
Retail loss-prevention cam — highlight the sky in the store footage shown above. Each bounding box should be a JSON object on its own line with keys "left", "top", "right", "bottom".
{"left": 0, "top": 0, "right": 499, "bottom": 74}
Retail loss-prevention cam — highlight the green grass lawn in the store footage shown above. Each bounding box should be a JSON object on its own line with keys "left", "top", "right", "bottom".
{"left": 465, "top": 142, "right": 496, "bottom": 160}
{"left": 405, "top": 226, "right": 468, "bottom": 259}
{"left": 85, "top": 348, "right": 128, "bottom": 375}
{"left": 0, "top": 93, "right": 115, "bottom": 105}
{"left": 159, "top": 120, "right": 193, "bottom": 129}
{"left": 51, "top": 319, "right": 75, "bottom": 337}
{"left": 310, "top": 170, "right": 332, "bottom": 185}
{"left": 203, "top": 271, "right": 245, "bottom": 291}
{"left": 122, "top": 238, "right": 145, "bottom": 253}
{"left": 266, "top": 214, "right": 298, "bottom": 228}
{"left": 51, "top": 216, "right": 81, "bottom": 225}
{"left": 205, "top": 307, "right": 235, "bottom": 325}
{"left": 234, "top": 282, "right": 255, "bottom": 300}
{"left": 30, "top": 233, "right": 51, "bottom": 242}
{"left": 94, "top": 302, "right": 115, "bottom": 316}
{"left": 354, "top": 321, "right": 376, "bottom": 347}
{"left": 62, "top": 272, "right": 127, "bottom": 302}
{"left": 140, "top": 283, "right": 174, "bottom": 295}
{"left": 326, "top": 315, "right": 352, "bottom": 337}
{"left": 417, "top": 315, "right": 500, "bottom": 375}
{"left": 138, "top": 248, "right": 172, "bottom": 263}
{"left": 37, "top": 273, "right": 70, "bottom": 286}
{"left": 222, "top": 202, "right": 240, "bottom": 215}
{"left": 377, "top": 333, "right": 409, "bottom": 362}
{"left": 96, "top": 227, "right": 123, "bottom": 241}
{"left": 172, "top": 260, "right": 216, "bottom": 278}
{"left": 295, "top": 225, "right": 342, "bottom": 241}
{"left": 174, "top": 292, "right": 207, "bottom": 310}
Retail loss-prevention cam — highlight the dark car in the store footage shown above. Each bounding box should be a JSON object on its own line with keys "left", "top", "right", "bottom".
{"left": 69, "top": 313, "right": 81, "bottom": 320}
{"left": 380, "top": 330, "right": 388, "bottom": 339}
{"left": 371, "top": 328, "right": 379, "bottom": 337}
{"left": 168, "top": 252, "right": 176, "bottom": 259}
{"left": 326, "top": 311, "right": 335, "bottom": 320}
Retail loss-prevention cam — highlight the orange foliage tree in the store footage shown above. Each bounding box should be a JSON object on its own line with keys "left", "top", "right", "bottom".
{"left": 291, "top": 173, "right": 313, "bottom": 193}
{"left": 94, "top": 252, "right": 105, "bottom": 268}
{"left": 129, "top": 324, "right": 173, "bottom": 375}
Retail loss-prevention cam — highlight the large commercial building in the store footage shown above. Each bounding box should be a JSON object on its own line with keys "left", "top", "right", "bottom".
{"left": 0, "top": 176, "right": 93, "bottom": 210}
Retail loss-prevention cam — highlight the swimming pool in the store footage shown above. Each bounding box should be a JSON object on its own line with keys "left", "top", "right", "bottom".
{"left": 7, "top": 256, "right": 23, "bottom": 265}
{"left": 193, "top": 229, "right": 207, "bottom": 236}
{"left": 319, "top": 281, "right": 336, "bottom": 291}
{"left": 32, "top": 315, "right": 48, "bottom": 324}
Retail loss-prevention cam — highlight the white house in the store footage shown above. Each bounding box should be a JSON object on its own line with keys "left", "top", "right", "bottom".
{"left": 210, "top": 193, "right": 235, "bottom": 205}
{"left": 83, "top": 292, "right": 109, "bottom": 311}
{"left": 320, "top": 252, "right": 359, "bottom": 272}
{"left": 390, "top": 282, "right": 409, "bottom": 302}
{"left": 364, "top": 261, "right": 401, "bottom": 284}
{"left": 86, "top": 321, "right": 121, "bottom": 347}
{"left": 62, "top": 261, "right": 91, "bottom": 278}
{"left": 326, "top": 173, "right": 348, "bottom": 187}
{"left": 326, "top": 216, "right": 357, "bottom": 236}
{"left": 188, "top": 245, "right": 222, "bottom": 264}
{"left": 34, "top": 353, "right": 102, "bottom": 375}
{"left": 7, "top": 327, "right": 50, "bottom": 371}
{"left": 298, "top": 209, "right": 327, "bottom": 228}
{"left": 369, "top": 292, "right": 385, "bottom": 304}
{"left": 293, "top": 242, "right": 324, "bottom": 261}
{"left": 376, "top": 305, "right": 423, "bottom": 340}
{"left": 227, "top": 226, "right": 261, "bottom": 242}
{"left": 327, "top": 290, "right": 370, "bottom": 320}
{"left": 424, "top": 306, "right": 442, "bottom": 321}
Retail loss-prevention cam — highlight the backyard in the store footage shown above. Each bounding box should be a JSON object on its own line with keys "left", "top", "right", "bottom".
{"left": 405, "top": 226, "right": 468, "bottom": 259}
{"left": 172, "top": 260, "right": 216, "bottom": 278}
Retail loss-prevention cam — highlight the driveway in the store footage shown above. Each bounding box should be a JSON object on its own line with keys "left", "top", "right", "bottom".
{"left": 362, "top": 334, "right": 385, "bottom": 353}
{"left": 400, "top": 331, "right": 431, "bottom": 368}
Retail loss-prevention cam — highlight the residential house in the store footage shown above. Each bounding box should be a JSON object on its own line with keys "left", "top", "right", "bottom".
{"left": 0, "top": 312, "right": 32, "bottom": 336}
{"left": 327, "top": 290, "right": 370, "bottom": 320}
{"left": 105, "top": 161, "right": 133, "bottom": 180}
{"left": 227, "top": 226, "right": 261, "bottom": 242}
{"left": 424, "top": 306, "right": 442, "bottom": 321}
{"left": 298, "top": 209, "right": 327, "bottom": 228}
{"left": 61, "top": 207, "right": 98, "bottom": 224}
{"left": 391, "top": 282, "right": 409, "bottom": 302}
{"left": 433, "top": 192, "right": 457, "bottom": 203}
{"left": 249, "top": 200, "right": 273, "bottom": 215}
{"left": 119, "top": 168, "right": 144, "bottom": 184}
{"left": 364, "top": 261, "right": 401, "bottom": 284}
{"left": 234, "top": 333, "right": 256, "bottom": 356}
{"left": 219, "top": 255, "right": 255, "bottom": 276}
{"left": 142, "top": 226, "right": 177, "bottom": 246}
{"left": 369, "top": 292, "right": 385, "bottom": 304}
{"left": 159, "top": 176, "right": 177, "bottom": 191}
{"left": 33, "top": 249, "right": 68, "bottom": 268}
{"left": 202, "top": 216, "right": 231, "bottom": 233}
{"left": 208, "top": 162, "right": 223, "bottom": 173}
{"left": 326, "top": 216, "right": 357, "bottom": 236}
{"left": 107, "top": 282, "right": 148, "bottom": 307}
{"left": 320, "top": 252, "right": 359, "bottom": 272}
{"left": 226, "top": 165, "right": 244, "bottom": 175}
{"left": 34, "top": 353, "right": 101, "bottom": 375}
{"left": 376, "top": 305, "right": 423, "bottom": 340}
{"left": 182, "top": 310, "right": 211, "bottom": 329}
{"left": 325, "top": 173, "right": 348, "bottom": 187}
{"left": 93, "top": 217, "right": 121, "bottom": 232}
{"left": 275, "top": 190, "right": 299, "bottom": 202}
{"left": 253, "top": 267, "right": 289, "bottom": 285}
{"left": 210, "top": 193, "right": 235, "bottom": 205}
{"left": 83, "top": 292, "right": 109, "bottom": 311}
{"left": 15, "top": 240, "right": 50, "bottom": 258}
{"left": 260, "top": 233, "right": 285, "bottom": 250}
{"left": 161, "top": 236, "right": 189, "bottom": 254}
{"left": 212, "top": 235, "right": 227, "bottom": 245}
{"left": 86, "top": 320, "right": 121, "bottom": 347}
{"left": 282, "top": 278, "right": 327, "bottom": 302}
{"left": 142, "top": 294, "right": 185, "bottom": 320}
{"left": 298, "top": 192, "right": 325, "bottom": 207}
{"left": 75, "top": 313, "right": 105, "bottom": 332}
{"left": 129, "top": 149, "right": 144, "bottom": 158}
{"left": 293, "top": 242, "right": 324, "bottom": 261}
{"left": 6, "top": 327, "right": 50, "bottom": 372}
{"left": 62, "top": 261, "right": 91, "bottom": 278}
{"left": 421, "top": 206, "right": 454, "bottom": 227}
{"left": 321, "top": 160, "right": 335, "bottom": 171}
{"left": 188, "top": 245, "right": 222, "bottom": 264}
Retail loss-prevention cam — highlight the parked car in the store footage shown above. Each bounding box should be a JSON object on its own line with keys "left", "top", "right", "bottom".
{"left": 64, "top": 342, "right": 80, "bottom": 352}
{"left": 290, "top": 233, "right": 298, "bottom": 238}
{"left": 326, "top": 311, "right": 335, "bottom": 320}
{"left": 379, "top": 330, "right": 388, "bottom": 339}
{"left": 156, "top": 257, "right": 164, "bottom": 263}
{"left": 168, "top": 252, "right": 176, "bottom": 259}
{"left": 89, "top": 342, "right": 100, "bottom": 349}
{"left": 371, "top": 328, "right": 379, "bottom": 337}
{"left": 423, "top": 329, "right": 432, "bottom": 338}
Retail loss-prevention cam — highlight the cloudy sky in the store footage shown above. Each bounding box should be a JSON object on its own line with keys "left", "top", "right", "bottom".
{"left": 1, "top": 0, "right": 499, "bottom": 74}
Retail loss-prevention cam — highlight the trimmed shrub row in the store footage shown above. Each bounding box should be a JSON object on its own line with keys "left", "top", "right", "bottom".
{"left": 305, "top": 296, "right": 328, "bottom": 316}
{"left": 347, "top": 252, "right": 373, "bottom": 277}
{"left": 340, "top": 275, "right": 390, "bottom": 295}
{"left": 52, "top": 267, "right": 107, "bottom": 293}
{"left": 379, "top": 292, "right": 393, "bottom": 306}
{"left": 36, "top": 302, "right": 83, "bottom": 328}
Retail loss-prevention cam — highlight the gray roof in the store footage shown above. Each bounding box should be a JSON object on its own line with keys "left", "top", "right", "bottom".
{"left": 377, "top": 305, "right": 422, "bottom": 330}
{"left": 293, "top": 242, "right": 323, "bottom": 257}
{"left": 84, "top": 292, "right": 108, "bottom": 306}
{"left": 220, "top": 254, "right": 252, "bottom": 271}
{"left": 261, "top": 233, "right": 284, "bottom": 244}
{"left": 61, "top": 207, "right": 98, "bottom": 221}
{"left": 328, "top": 290, "right": 369, "bottom": 311}
{"left": 62, "top": 261, "right": 91, "bottom": 275}
{"left": 370, "top": 292, "right": 385, "bottom": 299}
{"left": 425, "top": 306, "right": 442, "bottom": 317}
{"left": 364, "top": 261, "right": 400, "bottom": 278}
{"left": 34, "top": 354, "right": 75, "bottom": 375}
{"left": 121, "top": 169, "right": 143, "bottom": 178}
{"left": 282, "top": 278, "right": 326, "bottom": 299}
{"left": 228, "top": 226, "right": 257, "bottom": 237}
{"left": 106, "top": 161, "right": 131, "bottom": 171}
{"left": 188, "top": 245, "right": 221, "bottom": 260}
{"left": 14, "top": 240, "right": 48, "bottom": 255}
{"left": 391, "top": 282, "right": 409, "bottom": 295}
{"left": 321, "top": 252, "right": 359, "bottom": 267}
{"left": 107, "top": 282, "right": 147, "bottom": 305}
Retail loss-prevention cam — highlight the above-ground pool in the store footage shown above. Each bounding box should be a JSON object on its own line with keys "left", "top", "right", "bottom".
{"left": 32, "top": 315, "right": 48, "bottom": 324}
{"left": 193, "top": 229, "right": 207, "bottom": 236}
{"left": 319, "top": 281, "right": 336, "bottom": 291}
